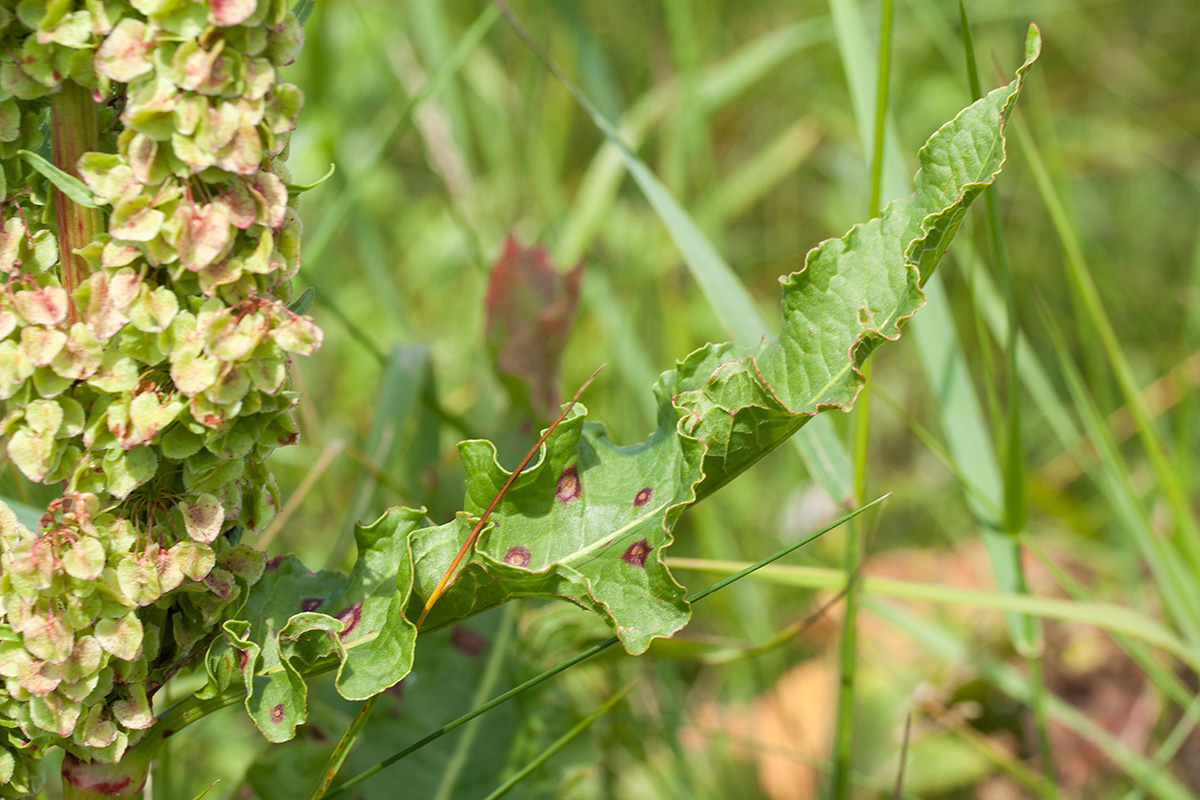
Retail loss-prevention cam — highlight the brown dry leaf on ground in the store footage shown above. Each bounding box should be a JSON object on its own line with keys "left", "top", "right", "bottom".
{"left": 684, "top": 658, "right": 835, "bottom": 800}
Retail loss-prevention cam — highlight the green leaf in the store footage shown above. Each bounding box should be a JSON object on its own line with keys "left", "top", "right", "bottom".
{"left": 206, "top": 507, "right": 421, "bottom": 742}
{"left": 287, "top": 287, "right": 315, "bottom": 315}
{"left": 17, "top": 149, "right": 101, "bottom": 208}
{"left": 212, "top": 31, "right": 1039, "bottom": 741}
{"left": 286, "top": 163, "right": 335, "bottom": 194}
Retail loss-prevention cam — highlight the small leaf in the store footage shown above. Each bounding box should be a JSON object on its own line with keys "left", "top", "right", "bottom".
{"left": 18, "top": 149, "right": 101, "bottom": 209}
{"left": 178, "top": 202, "right": 233, "bottom": 272}
{"left": 286, "top": 287, "right": 314, "bottom": 315}
{"left": 285, "top": 163, "right": 335, "bottom": 194}
{"left": 485, "top": 236, "right": 583, "bottom": 419}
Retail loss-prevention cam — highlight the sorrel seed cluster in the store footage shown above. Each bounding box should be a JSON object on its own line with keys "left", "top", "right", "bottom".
{"left": 0, "top": 1, "right": 320, "bottom": 793}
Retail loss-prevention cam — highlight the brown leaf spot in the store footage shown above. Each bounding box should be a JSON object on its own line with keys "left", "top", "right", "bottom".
{"left": 621, "top": 539, "right": 651, "bottom": 568}
{"left": 265, "top": 555, "right": 284, "bottom": 571}
{"left": 301, "top": 597, "right": 324, "bottom": 612}
{"left": 504, "top": 545, "right": 531, "bottom": 567}
{"left": 555, "top": 465, "right": 581, "bottom": 503}
{"left": 451, "top": 627, "right": 488, "bottom": 657}
{"left": 634, "top": 487, "right": 654, "bottom": 506}
{"left": 238, "top": 648, "right": 249, "bottom": 671}
{"left": 269, "top": 704, "right": 285, "bottom": 723}
{"left": 336, "top": 602, "right": 363, "bottom": 639}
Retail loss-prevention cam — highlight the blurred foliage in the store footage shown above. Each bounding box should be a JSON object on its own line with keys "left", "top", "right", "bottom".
{"left": 111, "top": 0, "right": 1200, "bottom": 798}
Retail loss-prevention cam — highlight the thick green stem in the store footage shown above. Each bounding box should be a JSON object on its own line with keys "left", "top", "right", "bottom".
{"left": 50, "top": 80, "right": 104, "bottom": 324}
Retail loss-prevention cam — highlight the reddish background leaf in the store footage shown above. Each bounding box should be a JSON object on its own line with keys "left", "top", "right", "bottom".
{"left": 484, "top": 236, "right": 583, "bottom": 419}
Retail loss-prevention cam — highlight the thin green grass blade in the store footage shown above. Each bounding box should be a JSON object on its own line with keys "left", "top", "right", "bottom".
{"left": 1039, "top": 308, "right": 1200, "bottom": 643}
{"left": 316, "top": 498, "right": 884, "bottom": 799}
{"left": 326, "top": 345, "right": 434, "bottom": 569}
{"left": 829, "top": 0, "right": 1033, "bottom": 653}
{"left": 431, "top": 606, "right": 516, "bottom": 800}
{"left": 1014, "top": 114, "right": 1200, "bottom": 575}
{"left": 404, "top": 0, "right": 476, "bottom": 174}
{"left": 504, "top": 5, "right": 856, "bottom": 504}
{"left": 481, "top": 683, "right": 635, "bottom": 800}
{"left": 504, "top": 22, "right": 765, "bottom": 346}
{"left": 833, "top": 0, "right": 895, "bottom": 793}
{"left": 303, "top": 5, "right": 500, "bottom": 270}
{"left": 958, "top": 5, "right": 1052, "bottom": 791}
{"left": 553, "top": 18, "right": 833, "bottom": 266}
{"left": 693, "top": 121, "right": 820, "bottom": 229}
{"left": 873, "top": 601, "right": 1200, "bottom": 800}
{"left": 666, "top": 558, "right": 1200, "bottom": 670}
{"left": 1120, "top": 694, "right": 1200, "bottom": 800}
{"left": 307, "top": 695, "right": 380, "bottom": 800}
{"left": 1022, "top": 534, "right": 1197, "bottom": 711}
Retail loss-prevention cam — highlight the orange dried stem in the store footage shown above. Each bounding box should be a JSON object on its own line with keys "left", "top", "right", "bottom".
{"left": 415, "top": 365, "right": 604, "bottom": 628}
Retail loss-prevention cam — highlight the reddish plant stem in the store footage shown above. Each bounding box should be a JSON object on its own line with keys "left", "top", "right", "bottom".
{"left": 52, "top": 82, "right": 138, "bottom": 799}
{"left": 51, "top": 80, "right": 103, "bottom": 324}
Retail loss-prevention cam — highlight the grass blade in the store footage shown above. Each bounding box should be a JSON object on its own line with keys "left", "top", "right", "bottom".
{"left": 833, "top": 0, "right": 895, "bottom": 793}
{"left": 481, "top": 682, "right": 635, "bottom": 800}
{"left": 317, "top": 496, "right": 887, "bottom": 799}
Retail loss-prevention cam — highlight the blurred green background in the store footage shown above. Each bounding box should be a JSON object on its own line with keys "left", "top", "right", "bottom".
{"left": 142, "top": 0, "right": 1200, "bottom": 797}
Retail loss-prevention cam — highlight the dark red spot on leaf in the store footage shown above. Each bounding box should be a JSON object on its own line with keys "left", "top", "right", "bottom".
{"left": 634, "top": 487, "right": 653, "bottom": 506}
{"left": 301, "top": 597, "right": 324, "bottom": 612}
{"left": 621, "top": 539, "right": 651, "bottom": 568}
{"left": 451, "top": 627, "right": 488, "bottom": 657}
{"left": 336, "top": 602, "right": 363, "bottom": 639}
{"left": 265, "top": 555, "right": 284, "bottom": 571}
{"left": 504, "top": 545, "right": 531, "bottom": 567}
{"left": 556, "top": 465, "right": 581, "bottom": 503}
{"left": 270, "top": 704, "right": 285, "bottom": 723}
{"left": 238, "top": 648, "right": 249, "bottom": 671}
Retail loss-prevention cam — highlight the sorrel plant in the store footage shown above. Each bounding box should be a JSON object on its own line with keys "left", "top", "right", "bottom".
{"left": 0, "top": 3, "right": 1038, "bottom": 797}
